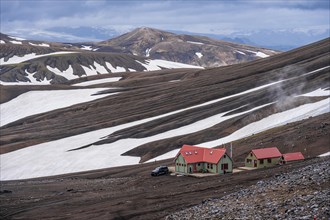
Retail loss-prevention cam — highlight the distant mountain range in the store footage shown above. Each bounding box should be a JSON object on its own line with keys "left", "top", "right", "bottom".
{"left": 0, "top": 28, "right": 278, "bottom": 84}
{"left": 5, "top": 26, "right": 329, "bottom": 51}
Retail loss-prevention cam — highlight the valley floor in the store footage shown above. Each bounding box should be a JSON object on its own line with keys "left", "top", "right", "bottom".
{"left": 1, "top": 157, "right": 329, "bottom": 220}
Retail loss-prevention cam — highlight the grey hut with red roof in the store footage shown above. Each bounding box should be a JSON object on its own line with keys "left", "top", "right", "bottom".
{"left": 174, "top": 144, "right": 233, "bottom": 174}
{"left": 245, "top": 147, "right": 282, "bottom": 168}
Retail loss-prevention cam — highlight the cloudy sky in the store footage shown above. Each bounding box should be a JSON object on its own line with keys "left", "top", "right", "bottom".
{"left": 1, "top": 0, "right": 329, "bottom": 44}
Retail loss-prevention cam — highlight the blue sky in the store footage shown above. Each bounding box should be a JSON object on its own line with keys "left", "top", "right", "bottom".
{"left": 1, "top": 0, "right": 329, "bottom": 43}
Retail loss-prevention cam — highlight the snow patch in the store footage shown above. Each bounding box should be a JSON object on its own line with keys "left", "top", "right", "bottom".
{"left": 25, "top": 70, "right": 50, "bottom": 85}
{"left": 73, "top": 77, "right": 122, "bottom": 86}
{"left": 145, "top": 48, "right": 151, "bottom": 57}
{"left": 255, "top": 51, "right": 270, "bottom": 58}
{"left": 195, "top": 52, "right": 203, "bottom": 58}
{"left": 136, "top": 59, "right": 203, "bottom": 71}
{"left": 9, "top": 40, "right": 22, "bottom": 45}
{"left": 300, "top": 88, "right": 330, "bottom": 97}
{"left": 29, "top": 42, "right": 50, "bottom": 47}
{"left": 47, "top": 65, "right": 76, "bottom": 80}
{"left": 146, "top": 149, "right": 180, "bottom": 163}
{"left": 94, "top": 62, "right": 109, "bottom": 73}
{"left": 187, "top": 41, "right": 204, "bottom": 45}
{"left": 0, "top": 88, "right": 113, "bottom": 126}
{"left": 105, "top": 62, "right": 126, "bottom": 73}
{"left": 318, "top": 152, "right": 330, "bottom": 157}
{"left": 9, "top": 36, "right": 26, "bottom": 41}
{"left": 235, "top": 51, "right": 246, "bottom": 55}
{"left": 128, "top": 68, "right": 136, "bottom": 72}
{"left": 81, "top": 45, "right": 93, "bottom": 51}
{"left": 245, "top": 50, "right": 269, "bottom": 58}
{"left": 0, "top": 40, "right": 5, "bottom": 44}
{"left": 0, "top": 51, "right": 79, "bottom": 65}
{"left": 81, "top": 62, "right": 109, "bottom": 76}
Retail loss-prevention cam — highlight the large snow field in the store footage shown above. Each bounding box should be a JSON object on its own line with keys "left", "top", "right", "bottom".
{"left": 147, "top": 97, "right": 330, "bottom": 162}
{"left": 0, "top": 102, "right": 270, "bottom": 180}
{"left": 0, "top": 88, "right": 113, "bottom": 126}
{"left": 0, "top": 51, "right": 79, "bottom": 65}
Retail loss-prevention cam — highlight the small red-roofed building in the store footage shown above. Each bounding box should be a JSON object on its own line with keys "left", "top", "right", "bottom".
{"left": 174, "top": 144, "right": 233, "bottom": 174}
{"left": 281, "top": 152, "right": 305, "bottom": 164}
{"left": 245, "top": 147, "right": 282, "bottom": 168}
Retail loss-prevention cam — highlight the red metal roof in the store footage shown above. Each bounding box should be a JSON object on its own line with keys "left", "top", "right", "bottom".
{"left": 282, "top": 152, "right": 305, "bottom": 161}
{"left": 251, "top": 147, "right": 282, "bottom": 159}
{"left": 176, "top": 144, "right": 227, "bottom": 164}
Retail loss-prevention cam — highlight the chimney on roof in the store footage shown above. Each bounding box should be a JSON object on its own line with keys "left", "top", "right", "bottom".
{"left": 210, "top": 151, "right": 213, "bottom": 155}
{"left": 195, "top": 150, "right": 197, "bottom": 154}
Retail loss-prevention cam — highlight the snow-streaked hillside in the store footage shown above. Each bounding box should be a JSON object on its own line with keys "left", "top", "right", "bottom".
{"left": 0, "top": 84, "right": 329, "bottom": 180}
{"left": 0, "top": 51, "right": 203, "bottom": 85}
{"left": 0, "top": 38, "right": 329, "bottom": 180}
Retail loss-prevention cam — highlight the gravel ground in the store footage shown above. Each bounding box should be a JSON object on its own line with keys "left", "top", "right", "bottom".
{"left": 166, "top": 157, "right": 330, "bottom": 220}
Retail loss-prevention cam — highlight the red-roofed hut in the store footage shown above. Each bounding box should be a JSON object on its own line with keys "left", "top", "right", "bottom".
{"left": 245, "top": 147, "right": 282, "bottom": 168}
{"left": 281, "top": 152, "right": 305, "bottom": 164}
{"left": 174, "top": 144, "right": 233, "bottom": 174}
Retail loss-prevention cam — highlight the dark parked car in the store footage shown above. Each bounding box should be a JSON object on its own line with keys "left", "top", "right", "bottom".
{"left": 151, "top": 166, "right": 169, "bottom": 176}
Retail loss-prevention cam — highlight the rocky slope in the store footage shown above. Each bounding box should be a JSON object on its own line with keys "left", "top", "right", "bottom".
{"left": 166, "top": 157, "right": 330, "bottom": 220}
{"left": 97, "top": 27, "right": 279, "bottom": 67}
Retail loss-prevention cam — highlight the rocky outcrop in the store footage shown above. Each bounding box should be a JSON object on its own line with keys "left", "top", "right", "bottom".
{"left": 166, "top": 157, "right": 330, "bottom": 219}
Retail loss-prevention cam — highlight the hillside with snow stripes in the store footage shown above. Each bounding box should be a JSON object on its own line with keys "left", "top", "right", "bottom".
{"left": 0, "top": 51, "right": 203, "bottom": 85}
{"left": 0, "top": 38, "right": 329, "bottom": 180}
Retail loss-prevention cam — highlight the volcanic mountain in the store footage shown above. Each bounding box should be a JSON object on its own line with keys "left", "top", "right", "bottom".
{"left": 97, "top": 27, "right": 279, "bottom": 67}
{"left": 0, "top": 38, "right": 329, "bottom": 180}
